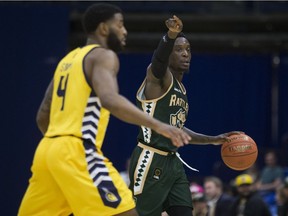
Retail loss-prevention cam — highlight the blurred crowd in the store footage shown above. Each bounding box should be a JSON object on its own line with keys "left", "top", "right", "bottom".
{"left": 186, "top": 150, "right": 288, "bottom": 216}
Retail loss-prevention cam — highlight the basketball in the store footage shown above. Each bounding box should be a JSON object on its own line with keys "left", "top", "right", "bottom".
{"left": 221, "top": 134, "right": 258, "bottom": 171}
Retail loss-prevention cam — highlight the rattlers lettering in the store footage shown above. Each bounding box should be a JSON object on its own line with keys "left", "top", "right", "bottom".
{"left": 169, "top": 94, "right": 188, "bottom": 111}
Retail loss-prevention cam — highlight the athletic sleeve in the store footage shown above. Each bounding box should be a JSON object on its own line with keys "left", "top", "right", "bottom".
{"left": 151, "top": 34, "right": 175, "bottom": 79}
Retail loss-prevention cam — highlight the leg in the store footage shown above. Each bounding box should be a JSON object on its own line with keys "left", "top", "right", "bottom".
{"left": 48, "top": 137, "right": 135, "bottom": 216}
{"left": 18, "top": 138, "right": 72, "bottom": 216}
{"left": 129, "top": 147, "right": 180, "bottom": 216}
{"left": 166, "top": 206, "right": 193, "bottom": 216}
{"left": 163, "top": 157, "right": 193, "bottom": 216}
{"left": 115, "top": 208, "right": 139, "bottom": 216}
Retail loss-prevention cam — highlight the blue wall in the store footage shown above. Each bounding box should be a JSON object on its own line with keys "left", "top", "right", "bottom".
{"left": 1, "top": 3, "right": 288, "bottom": 216}
{"left": 0, "top": 4, "right": 69, "bottom": 215}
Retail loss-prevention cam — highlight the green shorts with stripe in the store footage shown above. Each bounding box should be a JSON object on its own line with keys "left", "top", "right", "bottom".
{"left": 129, "top": 143, "right": 193, "bottom": 216}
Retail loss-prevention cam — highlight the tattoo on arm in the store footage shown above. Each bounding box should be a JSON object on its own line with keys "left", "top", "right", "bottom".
{"left": 42, "top": 90, "right": 52, "bottom": 113}
{"left": 37, "top": 80, "right": 53, "bottom": 135}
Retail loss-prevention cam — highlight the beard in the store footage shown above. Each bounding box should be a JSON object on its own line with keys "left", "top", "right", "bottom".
{"left": 107, "top": 31, "right": 123, "bottom": 53}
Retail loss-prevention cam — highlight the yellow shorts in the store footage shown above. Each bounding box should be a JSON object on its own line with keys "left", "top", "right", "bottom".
{"left": 18, "top": 136, "right": 135, "bottom": 216}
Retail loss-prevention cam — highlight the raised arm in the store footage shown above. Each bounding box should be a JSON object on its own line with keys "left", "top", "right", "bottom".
{"left": 149, "top": 15, "right": 182, "bottom": 79}
{"left": 145, "top": 15, "right": 183, "bottom": 99}
{"left": 36, "top": 79, "right": 53, "bottom": 135}
{"left": 85, "top": 48, "right": 191, "bottom": 147}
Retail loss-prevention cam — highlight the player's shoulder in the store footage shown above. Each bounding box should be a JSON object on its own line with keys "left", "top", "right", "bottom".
{"left": 85, "top": 47, "right": 119, "bottom": 73}
{"left": 87, "top": 47, "right": 117, "bottom": 60}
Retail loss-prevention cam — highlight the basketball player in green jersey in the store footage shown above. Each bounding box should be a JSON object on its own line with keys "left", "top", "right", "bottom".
{"left": 129, "top": 16, "right": 242, "bottom": 216}
{"left": 18, "top": 4, "right": 191, "bottom": 216}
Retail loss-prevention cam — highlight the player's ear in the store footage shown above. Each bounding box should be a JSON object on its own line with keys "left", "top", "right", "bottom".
{"left": 99, "top": 22, "right": 109, "bottom": 36}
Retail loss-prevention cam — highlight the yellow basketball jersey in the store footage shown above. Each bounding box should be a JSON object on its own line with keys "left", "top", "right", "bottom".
{"left": 45, "top": 45, "right": 109, "bottom": 152}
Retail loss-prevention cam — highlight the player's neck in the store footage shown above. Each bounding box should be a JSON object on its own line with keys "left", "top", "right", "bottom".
{"left": 170, "top": 70, "right": 184, "bottom": 82}
{"left": 86, "top": 36, "right": 107, "bottom": 49}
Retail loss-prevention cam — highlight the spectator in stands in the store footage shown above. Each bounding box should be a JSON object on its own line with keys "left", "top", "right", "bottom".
{"left": 242, "top": 163, "right": 260, "bottom": 192}
{"left": 284, "top": 177, "right": 288, "bottom": 198}
{"left": 190, "top": 183, "right": 208, "bottom": 216}
{"left": 228, "top": 174, "right": 272, "bottom": 216}
{"left": 190, "top": 182, "right": 204, "bottom": 196}
{"left": 204, "top": 176, "right": 234, "bottom": 216}
{"left": 192, "top": 192, "right": 208, "bottom": 216}
{"left": 276, "top": 177, "right": 288, "bottom": 216}
{"left": 244, "top": 163, "right": 260, "bottom": 183}
{"left": 256, "top": 150, "right": 284, "bottom": 205}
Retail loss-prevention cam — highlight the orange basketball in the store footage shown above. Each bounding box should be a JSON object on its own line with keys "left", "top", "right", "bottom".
{"left": 221, "top": 134, "right": 258, "bottom": 171}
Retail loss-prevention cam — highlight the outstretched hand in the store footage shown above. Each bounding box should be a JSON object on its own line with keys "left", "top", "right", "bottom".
{"left": 212, "top": 131, "right": 245, "bottom": 145}
{"left": 155, "top": 124, "right": 191, "bottom": 148}
{"left": 165, "top": 15, "right": 183, "bottom": 33}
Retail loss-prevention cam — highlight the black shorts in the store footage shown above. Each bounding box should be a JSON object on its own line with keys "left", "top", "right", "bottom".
{"left": 129, "top": 143, "right": 193, "bottom": 216}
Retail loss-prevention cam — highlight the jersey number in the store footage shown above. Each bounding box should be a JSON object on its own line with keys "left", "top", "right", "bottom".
{"left": 57, "top": 74, "right": 69, "bottom": 111}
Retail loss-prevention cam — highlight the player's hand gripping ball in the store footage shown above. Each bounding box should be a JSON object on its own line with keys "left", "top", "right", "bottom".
{"left": 221, "top": 134, "right": 258, "bottom": 171}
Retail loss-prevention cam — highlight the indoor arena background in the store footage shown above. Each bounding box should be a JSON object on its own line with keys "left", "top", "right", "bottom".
{"left": 1, "top": 2, "right": 288, "bottom": 215}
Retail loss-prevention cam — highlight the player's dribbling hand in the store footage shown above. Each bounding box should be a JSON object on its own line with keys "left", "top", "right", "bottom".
{"left": 155, "top": 124, "right": 191, "bottom": 147}
{"left": 165, "top": 15, "right": 183, "bottom": 33}
{"left": 212, "top": 131, "right": 245, "bottom": 145}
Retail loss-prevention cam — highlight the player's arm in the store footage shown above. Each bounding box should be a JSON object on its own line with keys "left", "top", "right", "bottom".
{"left": 183, "top": 127, "right": 242, "bottom": 145}
{"left": 148, "top": 15, "right": 182, "bottom": 80}
{"left": 85, "top": 48, "right": 191, "bottom": 147}
{"left": 145, "top": 16, "right": 183, "bottom": 99}
{"left": 36, "top": 79, "right": 53, "bottom": 135}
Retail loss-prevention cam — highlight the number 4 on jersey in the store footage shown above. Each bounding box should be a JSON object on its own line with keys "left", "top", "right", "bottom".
{"left": 57, "top": 74, "right": 69, "bottom": 111}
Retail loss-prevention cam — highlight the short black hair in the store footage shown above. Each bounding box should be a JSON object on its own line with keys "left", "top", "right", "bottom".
{"left": 177, "top": 32, "right": 186, "bottom": 39}
{"left": 82, "top": 3, "right": 122, "bottom": 34}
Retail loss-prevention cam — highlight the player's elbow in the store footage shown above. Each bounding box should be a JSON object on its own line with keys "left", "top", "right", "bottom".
{"left": 99, "top": 93, "right": 119, "bottom": 112}
{"left": 99, "top": 93, "right": 128, "bottom": 116}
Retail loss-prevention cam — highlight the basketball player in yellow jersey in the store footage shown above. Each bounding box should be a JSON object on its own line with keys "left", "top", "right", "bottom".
{"left": 18, "top": 4, "right": 191, "bottom": 216}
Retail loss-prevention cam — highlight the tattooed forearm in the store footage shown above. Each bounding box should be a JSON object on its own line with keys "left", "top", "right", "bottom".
{"left": 41, "top": 91, "right": 52, "bottom": 113}
{"left": 36, "top": 80, "right": 53, "bottom": 135}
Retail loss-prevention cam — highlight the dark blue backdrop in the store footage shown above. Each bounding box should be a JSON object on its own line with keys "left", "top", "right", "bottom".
{"left": 0, "top": 4, "right": 69, "bottom": 215}
{"left": 1, "top": 3, "right": 288, "bottom": 216}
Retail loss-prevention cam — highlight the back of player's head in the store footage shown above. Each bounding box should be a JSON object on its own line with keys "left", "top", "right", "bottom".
{"left": 82, "top": 3, "right": 122, "bottom": 34}
{"left": 177, "top": 32, "right": 186, "bottom": 39}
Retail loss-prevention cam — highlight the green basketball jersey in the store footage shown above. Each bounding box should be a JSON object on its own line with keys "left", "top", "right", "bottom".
{"left": 136, "top": 73, "right": 189, "bottom": 152}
